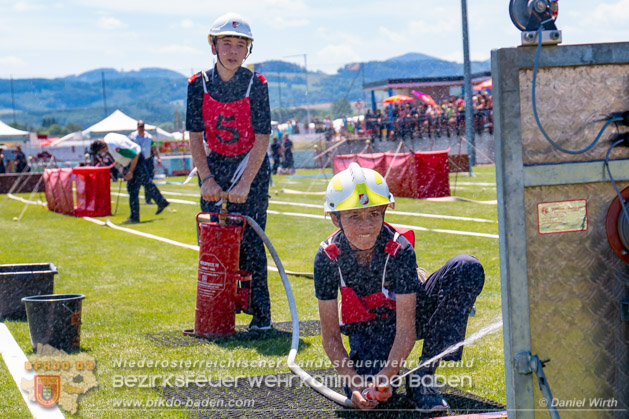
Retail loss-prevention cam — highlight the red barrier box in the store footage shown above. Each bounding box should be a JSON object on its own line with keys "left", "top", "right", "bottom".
{"left": 72, "top": 166, "right": 111, "bottom": 217}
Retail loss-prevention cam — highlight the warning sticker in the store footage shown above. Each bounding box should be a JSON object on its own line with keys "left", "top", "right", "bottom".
{"left": 197, "top": 255, "right": 226, "bottom": 299}
{"left": 537, "top": 199, "right": 588, "bottom": 235}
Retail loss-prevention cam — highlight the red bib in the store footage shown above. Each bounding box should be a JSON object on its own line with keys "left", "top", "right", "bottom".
{"left": 340, "top": 286, "right": 396, "bottom": 325}
{"left": 201, "top": 71, "right": 256, "bottom": 156}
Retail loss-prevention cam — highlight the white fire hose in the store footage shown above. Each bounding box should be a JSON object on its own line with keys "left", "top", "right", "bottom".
{"left": 244, "top": 215, "right": 353, "bottom": 408}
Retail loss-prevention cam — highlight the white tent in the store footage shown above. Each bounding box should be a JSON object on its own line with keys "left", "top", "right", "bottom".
{"left": 153, "top": 128, "right": 189, "bottom": 141}
{"left": 0, "top": 119, "right": 29, "bottom": 138}
{"left": 154, "top": 127, "right": 176, "bottom": 141}
{"left": 171, "top": 131, "right": 189, "bottom": 141}
{"left": 50, "top": 131, "right": 83, "bottom": 146}
{"left": 84, "top": 109, "right": 156, "bottom": 134}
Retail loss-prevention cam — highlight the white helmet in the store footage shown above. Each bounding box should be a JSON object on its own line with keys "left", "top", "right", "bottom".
{"left": 324, "top": 162, "right": 394, "bottom": 213}
{"left": 208, "top": 13, "right": 253, "bottom": 46}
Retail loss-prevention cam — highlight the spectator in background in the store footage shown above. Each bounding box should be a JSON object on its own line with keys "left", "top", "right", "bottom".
{"left": 129, "top": 120, "right": 161, "bottom": 204}
{"left": 0, "top": 148, "right": 5, "bottom": 174}
{"left": 281, "top": 132, "right": 294, "bottom": 175}
{"left": 270, "top": 136, "right": 282, "bottom": 175}
{"left": 346, "top": 118, "right": 355, "bottom": 138}
{"left": 363, "top": 92, "right": 493, "bottom": 140}
{"left": 314, "top": 117, "right": 322, "bottom": 133}
{"left": 324, "top": 116, "right": 334, "bottom": 141}
{"left": 14, "top": 146, "right": 29, "bottom": 173}
{"left": 364, "top": 109, "right": 374, "bottom": 136}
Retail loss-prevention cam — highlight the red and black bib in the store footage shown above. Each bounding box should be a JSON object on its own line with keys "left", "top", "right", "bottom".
{"left": 201, "top": 71, "right": 256, "bottom": 156}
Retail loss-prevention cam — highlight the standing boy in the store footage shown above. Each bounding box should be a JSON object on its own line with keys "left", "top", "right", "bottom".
{"left": 314, "top": 163, "right": 484, "bottom": 412}
{"left": 90, "top": 133, "right": 169, "bottom": 223}
{"left": 186, "top": 12, "right": 272, "bottom": 330}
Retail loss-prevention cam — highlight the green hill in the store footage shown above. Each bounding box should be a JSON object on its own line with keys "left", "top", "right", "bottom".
{"left": 0, "top": 54, "right": 490, "bottom": 130}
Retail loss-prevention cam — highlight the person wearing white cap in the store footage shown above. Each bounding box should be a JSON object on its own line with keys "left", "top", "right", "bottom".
{"left": 186, "top": 12, "right": 273, "bottom": 330}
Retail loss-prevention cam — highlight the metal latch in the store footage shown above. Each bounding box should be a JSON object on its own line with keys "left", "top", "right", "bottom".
{"left": 514, "top": 351, "right": 560, "bottom": 419}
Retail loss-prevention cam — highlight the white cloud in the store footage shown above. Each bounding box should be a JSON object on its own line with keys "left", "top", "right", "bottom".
{"left": 75, "top": 0, "right": 309, "bottom": 16}
{"left": 179, "top": 19, "right": 195, "bottom": 29}
{"left": 314, "top": 27, "right": 363, "bottom": 46}
{"left": 156, "top": 45, "right": 204, "bottom": 55}
{"left": 265, "top": 0, "right": 308, "bottom": 12}
{"left": 378, "top": 26, "right": 406, "bottom": 44}
{"left": 316, "top": 44, "right": 360, "bottom": 66}
{"left": 271, "top": 16, "right": 309, "bottom": 28}
{"left": 98, "top": 16, "right": 127, "bottom": 30}
{"left": 409, "top": 19, "right": 457, "bottom": 36}
{"left": 0, "top": 56, "right": 26, "bottom": 66}
{"left": 13, "top": 1, "right": 41, "bottom": 12}
{"left": 593, "top": 0, "right": 629, "bottom": 22}
{"left": 442, "top": 51, "right": 463, "bottom": 63}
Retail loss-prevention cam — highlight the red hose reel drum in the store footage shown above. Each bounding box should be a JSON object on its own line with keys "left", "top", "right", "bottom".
{"left": 606, "top": 186, "right": 629, "bottom": 264}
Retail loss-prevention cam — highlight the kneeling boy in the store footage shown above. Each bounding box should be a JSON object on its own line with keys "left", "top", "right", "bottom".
{"left": 313, "top": 163, "right": 484, "bottom": 412}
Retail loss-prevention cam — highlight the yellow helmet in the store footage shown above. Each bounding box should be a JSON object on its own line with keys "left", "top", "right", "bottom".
{"left": 324, "top": 162, "right": 394, "bottom": 213}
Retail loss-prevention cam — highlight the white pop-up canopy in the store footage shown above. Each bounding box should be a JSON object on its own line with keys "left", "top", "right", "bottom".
{"left": 0, "top": 119, "right": 29, "bottom": 138}
{"left": 49, "top": 131, "right": 84, "bottom": 146}
{"left": 50, "top": 109, "right": 157, "bottom": 146}
{"left": 84, "top": 109, "right": 156, "bottom": 134}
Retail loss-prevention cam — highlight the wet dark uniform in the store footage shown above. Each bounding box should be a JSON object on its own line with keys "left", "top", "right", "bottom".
{"left": 186, "top": 66, "right": 272, "bottom": 325}
{"left": 314, "top": 224, "right": 485, "bottom": 379}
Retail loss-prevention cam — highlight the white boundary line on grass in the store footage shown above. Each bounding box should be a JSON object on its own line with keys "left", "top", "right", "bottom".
{"left": 81, "top": 217, "right": 312, "bottom": 278}
{"left": 8, "top": 193, "right": 498, "bottom": 240}
{"left": 0, "top": 324, "right": 66, "bottom": 419}
{"left": 112, "top": 192, "right": 496, "bottom": 224}
{"left": 453, "top": 182, "right": 496, "bottom": 186}
{"left": 270, "top": 200, "right": 495, "bottom": 223}
{"left": 7, "top": 194, "right": 47, "bottom": 206}
{"left": 265, "top": 211, "right": 499, "bottom": 239}
{"left": 82, "top": 217, "right": 200, "bottom": 251}
{"left": 5, "top": 195, "right": 313, "bottom": 277}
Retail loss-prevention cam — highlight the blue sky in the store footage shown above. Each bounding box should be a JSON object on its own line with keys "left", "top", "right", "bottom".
{"left": 1, "top": 0, "right": 628, "bottom": 79}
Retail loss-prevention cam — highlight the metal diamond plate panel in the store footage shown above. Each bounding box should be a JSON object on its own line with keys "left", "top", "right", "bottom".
{"left": 525, "top": 182, "right": 629, "bottom": 418}
{"left": 519, "top": 65, "right": 629, "bottom": 165}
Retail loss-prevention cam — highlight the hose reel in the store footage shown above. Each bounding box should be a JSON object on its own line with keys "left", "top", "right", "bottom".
{"left": 606, "top": 187, "right": 629, "bottom": 264}
{"left": 509, "top": 0, "right": 562, "bottom": 45}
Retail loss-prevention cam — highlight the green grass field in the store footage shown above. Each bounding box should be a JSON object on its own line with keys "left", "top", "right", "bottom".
{"left": 0, "top": 165, "right": 503, "bottom": 418}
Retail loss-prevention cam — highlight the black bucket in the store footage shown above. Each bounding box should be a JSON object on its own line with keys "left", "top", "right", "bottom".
{"left": 0, "top": 263, "right": 57, "bottom": 320}
{"left": 21, "top": 294, "right": 85, "bottom": 352}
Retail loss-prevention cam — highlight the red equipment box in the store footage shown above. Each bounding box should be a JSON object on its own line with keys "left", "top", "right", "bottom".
{"left": 72, "top": 166, "right": 111, "bottom": 217}
{"left": 333, "top": 149, "right": 451, "bottom": 199}
{"left": 43, "top": 166, "right": 111, "bottom": 217}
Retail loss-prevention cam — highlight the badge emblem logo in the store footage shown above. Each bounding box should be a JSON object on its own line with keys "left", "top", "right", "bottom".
{"left": 232, "top": 21, "right": 240, "bottom": 28}
{"left": 35, "top": 375, "right": 61, "bottom": 407}
{"left": 359, "top": 193, "right": 369, "bottom": 205}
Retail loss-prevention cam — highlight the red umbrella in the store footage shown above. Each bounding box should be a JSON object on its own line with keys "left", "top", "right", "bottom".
{"left": 474, "top": 79, "right": 492, "bottom": 90}
{"left": 383, "top": 94, "right": 415, "bottom": 104}
{"left": 411, "top": 90, "right": 437, "bottom": 107}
